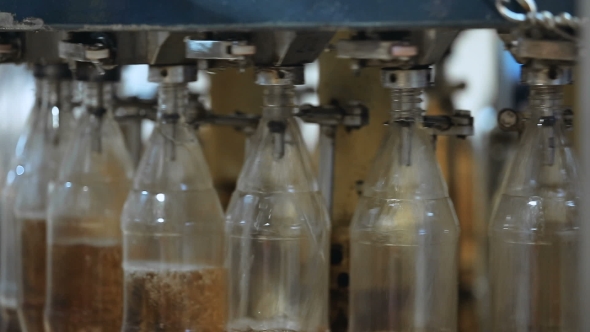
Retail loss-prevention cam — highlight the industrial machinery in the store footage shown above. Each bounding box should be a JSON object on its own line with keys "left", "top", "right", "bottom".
{"left": 0, "top": 0, "right": 584, "bottom": 331}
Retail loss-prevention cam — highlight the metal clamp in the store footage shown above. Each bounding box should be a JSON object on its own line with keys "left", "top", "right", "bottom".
{"left": 112, "top": 92, "right": 261, "bottom": 136}
{"left": 188, "top": 111, "right": 260, "bottom": 135}
{"left": 498, "top": 107, "right": 573, "bottom": 132}
{"left": 113, "top": 97, "right": 158, "bottom": 122}
{"left": 185, "top": 39, "right": 256, "bottom": 60}
{"left": 423, "top": 110, "right": 474, "bottom": 138}
{"left": 59, "top": 33, "right": 116, "bottom": 75}
{"left": 297, "top": 100, "right": 369, "bottom": 130}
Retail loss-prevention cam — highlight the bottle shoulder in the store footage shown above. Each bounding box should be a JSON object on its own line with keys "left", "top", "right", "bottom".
{"left": 489, "top": 194, "right": 577, "bottom": 233}
{"left": 121, "top": 189, "right": 225, "bottom": 230}
{"left": 225, "top": 190, "right": 330, "bottom": 235}
{"left": 350, "top": 195, "right": 460, "bottom": 234}
{"left": 362, "top": 124, "right": 450, "bottom": 200}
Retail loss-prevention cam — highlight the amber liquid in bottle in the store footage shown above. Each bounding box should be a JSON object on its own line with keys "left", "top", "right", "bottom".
{"left": 18, "top": 217, "right": 46, "bottom": 332}
{"left": 46, "top": 229, "right": 123, "bottom": 332}
{"left": 123, "top": 265, "right": 226, "bottom": 331}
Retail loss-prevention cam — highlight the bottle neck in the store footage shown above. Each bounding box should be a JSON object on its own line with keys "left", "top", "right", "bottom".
{"left": 529, "top": 85, "right": 564, "bottom": 118}
{"left": 33, "top": 78, "right": 45, "bottom": 112}
{"left": 158, "top": 83, "right": 186, "bottom": 119}
{"left": 526, "top": 86, "right": 568, "bottom": 167}
{"left": 59, "top": 80, "right": 73, "bottom": 114}
{"left": 41, "top": 79, "right": 60, "bottom": 109}
{"left": 82, "top": 81, "right": 113, "bottom": 117}
{"left": 33, "top": 79, "right": 74, "bottom": 146}
{"left": 82, "top": 82, "right": 112, "bottom": 153}
{"left": 389, "top": 88, "right": 423, "bottom": 122}
{"left": 262, "top": 85, "right": 296, "bottom": 120}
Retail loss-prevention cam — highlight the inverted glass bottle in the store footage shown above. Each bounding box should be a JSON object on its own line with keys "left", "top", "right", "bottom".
{"left": 226, "top": 84, "right": 330, "bottom": 332}
{"left": 12, "top": 70, "right": 76, "bottom": 332}
{"left": 489, "top": 85, "right": 579, "bottom": 331}
{"left": 45, "top": 79, "right": 133, "bottom": 332}
{"left": 349, "top": 87, "right": 460, "bottom": 332}
{"left": 121, "top": 82, "right": 227, "bottom": 332}
{"left": 0, "top": 76, "right": 47, "bottom": 332}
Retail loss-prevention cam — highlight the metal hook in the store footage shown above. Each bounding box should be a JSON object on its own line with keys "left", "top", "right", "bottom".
{"left": 496, "top": 0, "right": 538, "bottom": 22}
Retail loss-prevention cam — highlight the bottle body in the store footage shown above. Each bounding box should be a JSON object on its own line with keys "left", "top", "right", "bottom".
{"left": 226, "top": 94, "right": 330, "bottom": 332}
{"left": 489, "top": 196, "right": 578, "bottom": 331}
{"left": 46, "top": 198, "right": 126, "bottom": 332}
{"left": 121, "top": 83, "right": 227, "bottom": 332}
{"left": 227, "top": 190, "right": 330, "bottom": 332}
{"left": 122, "top": 189, "right": 226, "bottom": 332}
{"left": 5, "top": 74, "right": 76, "bottom": 332}
{"left": 349, "top": 104, "right": 460, "bottom": 332}
{"left": 350, "top": 196, "right": 459, "bottom": 332}
{"left": 46, "top": 181, "right": 127, "bottom": 332}
{"left": 16, "top": 212, "right": 46, "bottom": 332}
{"left": 488, "top": 85, "right": 579, "bottom": 332}
{"left": 0, "top": 76, "right": 46, "bottom": 332}
{"left": 0, "top": 187, "right": 21, "bottom": 332}
{"left": 45, "top": 82, "right": 132, "bottom": 332}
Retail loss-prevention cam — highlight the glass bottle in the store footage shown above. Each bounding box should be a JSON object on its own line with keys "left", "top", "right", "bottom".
{"left": 0, "top": 71, "right": 47, "bottom": 332}
{"left": 12, "top": 64, "right": 75, "bottom": 332}
{"left": 489, "top": 84, "right": 578, "bottom": 331}
{"left": 45, "top": 67, "right": 133, "bottom": 332}
{"left": 226, "top": 81, "right": 330, "bottom": 332}
{"left": 121, "top": 77, "right": 227, "bottom": 331}
{"left": 349, "top": 70, "right": 460, "bottom": 332}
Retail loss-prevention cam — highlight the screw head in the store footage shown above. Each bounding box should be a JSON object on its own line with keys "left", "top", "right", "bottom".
{"left": 498, "top": 108, "right": 518, "bottom": 130}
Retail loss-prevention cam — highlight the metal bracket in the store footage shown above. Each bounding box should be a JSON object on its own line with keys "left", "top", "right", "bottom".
{"left": 336, "top": 40, "right": 418, "bottom": 61}
{"left": 111, "top": 93, "right": 261, "bottom": 136}
{"left": 297, "top": 100, "right": 369, "bottom": 130}
{"left": 59, "top": 41, "right": 110, "bottom": 62}
{"left": 336, "top": 39, "right": 418, "bottom": 73}
{"left": 422, "top": 110, "right": 474, "bottom": 138}
{"left": 185, "top": 39, "right": 256, "bottom": 60}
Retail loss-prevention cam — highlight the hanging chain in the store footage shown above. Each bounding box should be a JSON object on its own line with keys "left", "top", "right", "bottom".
{"left": 496, "top": 0, "right": 580, "bottom": 41}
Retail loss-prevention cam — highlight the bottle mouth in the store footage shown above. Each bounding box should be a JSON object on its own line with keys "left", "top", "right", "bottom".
{"left": 262, "top": 107, "right": 294, "bottom": 119}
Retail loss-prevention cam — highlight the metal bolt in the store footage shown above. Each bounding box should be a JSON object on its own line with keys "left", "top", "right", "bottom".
{"left": 498, "top": 108, "right": 519, "bottom": 130}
